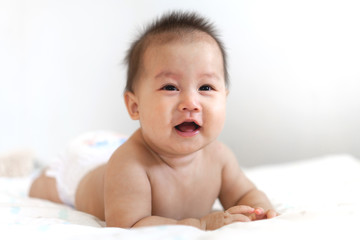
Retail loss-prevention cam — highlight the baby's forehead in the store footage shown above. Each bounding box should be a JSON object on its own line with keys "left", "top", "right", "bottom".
{"left": 131, "top": 30, "right": 227, "bottom": 91}
{"left": 142, "top": 33, "right": 223, "bottom": 71}
{"left": 141, "top": 31, "right": 222, "bottom": 66}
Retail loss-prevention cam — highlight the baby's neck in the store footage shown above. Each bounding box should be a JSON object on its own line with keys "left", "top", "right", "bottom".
{"left": 137, "top": 130, "right": 202, "bottom": 170}
{"left": 156, "top": 151, "right": 201, "bottom": 170}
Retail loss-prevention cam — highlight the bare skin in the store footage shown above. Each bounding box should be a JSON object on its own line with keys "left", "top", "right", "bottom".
{"left": 30, "top": 129, "right": 277, "bottom": 230}
{"left": 30, "top": 33, "right": 278, "bottom": 230}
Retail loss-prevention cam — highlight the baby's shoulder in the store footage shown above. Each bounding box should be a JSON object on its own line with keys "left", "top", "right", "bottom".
{"left": 204, "top": 140, "right": 236, "bottom": 164}
{"left": 106, "top": 131, "right": 152, "bottom": 169}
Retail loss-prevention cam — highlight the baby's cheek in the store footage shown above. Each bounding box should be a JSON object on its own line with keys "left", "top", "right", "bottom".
{"left": 213, "top": 112, "right": 226, "bottom": 132}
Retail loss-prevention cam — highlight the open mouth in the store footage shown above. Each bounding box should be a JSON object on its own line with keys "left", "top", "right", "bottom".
{"left": 175, "top": 121, "right": 201, "bottom": 133}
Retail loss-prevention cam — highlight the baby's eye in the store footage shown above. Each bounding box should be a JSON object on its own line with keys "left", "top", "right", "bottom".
{"left": 199, "top": 85, "right": 213, "bottom": 91}
{"left": 161, "top": 85, "right": 178, "bottom": 91}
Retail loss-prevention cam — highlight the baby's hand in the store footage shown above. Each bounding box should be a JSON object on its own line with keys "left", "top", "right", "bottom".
{"left": 201, "top": 205, "right": 255, "bottom": 230}
{"left": 249, "top": 207, "right": 278, "bottom": 220}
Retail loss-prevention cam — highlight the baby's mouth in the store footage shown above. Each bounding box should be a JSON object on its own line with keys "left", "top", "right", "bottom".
{"left": 175, "top": 121, "right": 201, "bottom": 133}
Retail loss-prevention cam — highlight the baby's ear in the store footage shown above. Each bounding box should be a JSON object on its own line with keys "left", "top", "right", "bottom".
{"left": 124, "top": 91, "right": 139, "bottom": 120}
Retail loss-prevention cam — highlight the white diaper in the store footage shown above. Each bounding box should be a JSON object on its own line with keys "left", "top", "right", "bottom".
{"left": 45, "top": 131, "right": 127, "bottom": 207}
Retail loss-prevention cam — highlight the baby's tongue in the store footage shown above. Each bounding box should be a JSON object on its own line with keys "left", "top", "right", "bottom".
{"left": 177, "top": 122, "right": 196, "bottom": 132}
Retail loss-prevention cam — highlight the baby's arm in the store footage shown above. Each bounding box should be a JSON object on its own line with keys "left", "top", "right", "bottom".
{"left": 133, "top": 205, "right": 255, "bottom": 230}
{"left": 218, "top": 144, "right": 278, "bottom": 220}
{"left": 104, "top": 154, "right": 152, "bottom": 228}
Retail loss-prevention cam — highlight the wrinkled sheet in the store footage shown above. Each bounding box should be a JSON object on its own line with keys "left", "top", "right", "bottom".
{"left": 1, "top": 154, "right": 359, "bottom": 239}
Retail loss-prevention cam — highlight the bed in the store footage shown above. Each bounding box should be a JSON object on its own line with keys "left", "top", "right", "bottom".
{"left": 1, "top": 154, "right": 359, "bottom": 239}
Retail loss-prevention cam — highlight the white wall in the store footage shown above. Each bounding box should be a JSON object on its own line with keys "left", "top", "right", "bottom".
{"left": 1, "top": 0, "right": 359, "bottom": 166}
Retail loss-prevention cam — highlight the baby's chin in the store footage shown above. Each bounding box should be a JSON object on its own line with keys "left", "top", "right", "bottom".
{"left": 140, "top": 126, "right": 215, "bottom": 155}
{"left": 156, "top": 137, "right": 208, "bottom": 158}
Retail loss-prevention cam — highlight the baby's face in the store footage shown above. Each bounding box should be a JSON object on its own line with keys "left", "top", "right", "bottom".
{"left": 130, "top": 35, "right": 227, "bottom": 157}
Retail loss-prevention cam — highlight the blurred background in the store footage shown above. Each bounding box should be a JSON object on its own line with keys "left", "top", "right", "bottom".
{"left": 1, "top": 0, "right": 359, "bottom": 167}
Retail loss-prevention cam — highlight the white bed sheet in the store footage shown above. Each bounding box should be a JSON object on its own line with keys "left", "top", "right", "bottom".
{"left": 1, "top": 154, "right": 359, "bottom": 239}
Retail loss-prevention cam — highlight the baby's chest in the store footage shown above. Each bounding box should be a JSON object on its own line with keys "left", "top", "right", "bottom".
{"left": 150, "top": 173, "right": 221, "bottom": 219}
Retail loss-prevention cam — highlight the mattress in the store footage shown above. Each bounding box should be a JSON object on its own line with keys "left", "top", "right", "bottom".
{"left": 1, "top": 154, "right": 359, "bottom": 239}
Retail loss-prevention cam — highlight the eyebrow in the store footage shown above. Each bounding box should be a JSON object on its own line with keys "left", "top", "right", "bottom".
{"left": 199, "top": 73, "right": 221, "bottom": 80}
{"left": 155, "top": 71, "right": 181, "bottom": 80}
{"left": 155, "top": 71, "right": 221, "bottom": 81}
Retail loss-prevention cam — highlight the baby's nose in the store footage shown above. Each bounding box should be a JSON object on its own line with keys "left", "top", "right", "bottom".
{"left": 178, "top": 93, "right": 201, "bottom": 112}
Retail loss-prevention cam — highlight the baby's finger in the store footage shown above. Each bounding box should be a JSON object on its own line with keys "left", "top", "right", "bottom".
{"left": 230, "top": 214, "right": 252, "bottom": 223}
{"left": 254, "top": 207, "right": 264, "bottom": 215}
{"left": 226, "top": 205, "right": 254, "bottom": 215}
{"left": 266, "top": 209, "right": 278, "bottom": 219}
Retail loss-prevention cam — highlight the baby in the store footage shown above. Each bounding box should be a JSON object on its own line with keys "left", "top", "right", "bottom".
{"left": 29, "top": 11, "right": 277, "bottom": 230}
